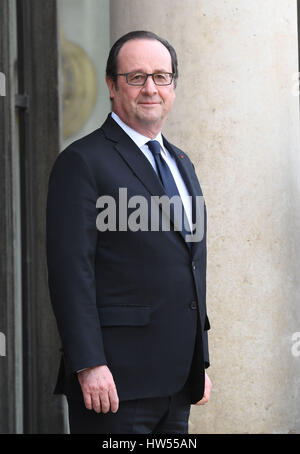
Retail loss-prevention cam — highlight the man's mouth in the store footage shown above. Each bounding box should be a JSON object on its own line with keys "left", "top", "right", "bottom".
{"left": 138, "top": 101, "right": 161, "bottom": 106}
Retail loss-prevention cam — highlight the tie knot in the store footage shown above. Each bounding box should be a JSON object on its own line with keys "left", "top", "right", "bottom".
{"left": 147, "top": 140, "right": 161, "bottom": 156}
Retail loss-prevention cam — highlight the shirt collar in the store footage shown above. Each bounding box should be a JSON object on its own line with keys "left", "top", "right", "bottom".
{"left": 111, "top": 112, "right": 166, "bottom": 155}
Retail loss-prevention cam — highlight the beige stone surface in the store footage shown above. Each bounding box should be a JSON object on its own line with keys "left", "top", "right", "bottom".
{"left": 110, "top": 0, "right": 300, "bottom": 433}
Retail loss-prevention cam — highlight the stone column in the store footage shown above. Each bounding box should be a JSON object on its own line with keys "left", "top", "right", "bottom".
{"left": 110, "top": 0, "right": 300, "bottom": 433}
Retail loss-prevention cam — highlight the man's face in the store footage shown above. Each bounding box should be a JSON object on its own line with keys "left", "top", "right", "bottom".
{"left": 106, "top": 39, "right": 176, "bottom": 137}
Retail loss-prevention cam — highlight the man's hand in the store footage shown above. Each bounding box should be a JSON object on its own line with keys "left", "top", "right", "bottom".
{"left": 195, "top": 372, "right": 212, "bottom": 405}
{"left": 77, "top": 365, "right": 119, "bottom": 413}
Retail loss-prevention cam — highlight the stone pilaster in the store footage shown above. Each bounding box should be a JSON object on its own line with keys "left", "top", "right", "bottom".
{"left": 110, "top": 0, "right": 300, "bottom": 433}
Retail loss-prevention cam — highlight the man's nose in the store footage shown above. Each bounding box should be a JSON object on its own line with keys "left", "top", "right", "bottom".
{"left": 141, "top": 75, "right": 158, "bottom": 94}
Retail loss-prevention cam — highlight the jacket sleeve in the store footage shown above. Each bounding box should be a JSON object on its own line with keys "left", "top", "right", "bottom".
{"left": 46, "top": 147, "right": 107, "bottom": 374}
{"left": 203, "top": 329, "right": 210, "bottom": 369}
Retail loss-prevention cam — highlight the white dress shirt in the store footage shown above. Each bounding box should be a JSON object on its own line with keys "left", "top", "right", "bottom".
{"left": 111, "top": 112, "right": 193, "bottom": 230}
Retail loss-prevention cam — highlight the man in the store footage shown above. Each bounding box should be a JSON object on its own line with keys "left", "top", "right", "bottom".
{"left": 46, "top": 30, "right": 212, "bottom": 434}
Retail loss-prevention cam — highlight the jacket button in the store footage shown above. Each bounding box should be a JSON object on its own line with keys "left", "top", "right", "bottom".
{"left": 190, "top": 301, "right": 197, "bottom": 310}
{"left": 192, "top": 261, "right": 196, "bottom": 270}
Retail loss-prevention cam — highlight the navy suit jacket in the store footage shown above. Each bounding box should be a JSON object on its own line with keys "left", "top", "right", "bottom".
{"left": 46, "top": 114, "right": 210, "bottom": 404}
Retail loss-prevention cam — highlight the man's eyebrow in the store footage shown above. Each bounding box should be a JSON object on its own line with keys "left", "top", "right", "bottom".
{"left": 127, "top": 68, "right": 172, "bottom": 73}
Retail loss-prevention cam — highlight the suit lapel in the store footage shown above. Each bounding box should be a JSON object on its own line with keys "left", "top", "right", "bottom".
{"left": 163, "top": 137, "right": 201, "bottom": 206}
{"left": 102, "top": 115, "right": 166, "bottom": 199}
{"left": 101, "top": 115, "right": 200, "bottom": 254}
{"left": 163, "top": 137, "right": 204, "bottom": 256}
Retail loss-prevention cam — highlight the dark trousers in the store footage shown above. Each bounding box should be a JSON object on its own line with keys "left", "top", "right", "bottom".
{"left": 67, "top": 380, "right": 191, "bottom": 434}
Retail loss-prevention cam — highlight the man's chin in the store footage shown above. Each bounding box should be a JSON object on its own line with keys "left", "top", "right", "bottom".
{"left": 136, "top": 110, "right": 162, "bottom": 125}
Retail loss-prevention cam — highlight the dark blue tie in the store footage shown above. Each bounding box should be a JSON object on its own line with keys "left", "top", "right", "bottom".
{"left": 147, "top": 140, "right": 191, "bottom": 245}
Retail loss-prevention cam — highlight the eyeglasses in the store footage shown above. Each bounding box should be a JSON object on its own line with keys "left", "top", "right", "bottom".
{"left": 116, "top": 72, "right": 175, "bottom": 86}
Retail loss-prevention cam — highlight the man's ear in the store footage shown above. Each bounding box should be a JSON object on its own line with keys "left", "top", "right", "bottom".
{"left": 106, "top": 76, "right": 115, "bottom": 100}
